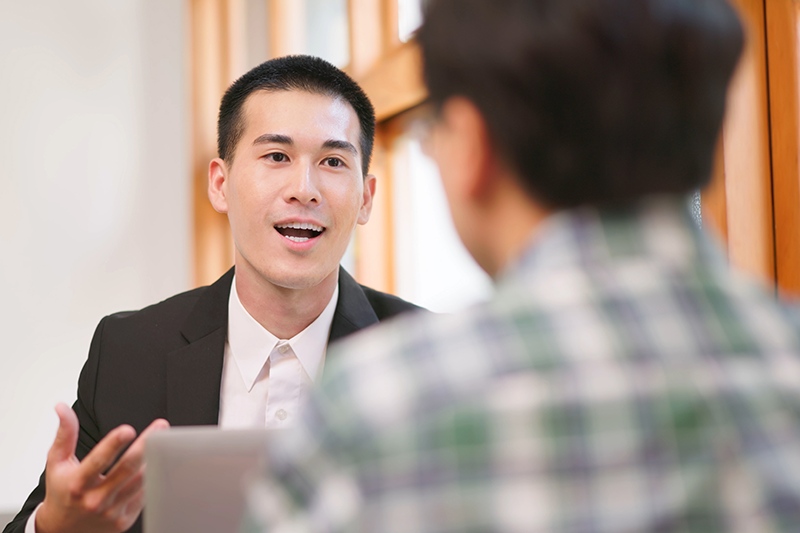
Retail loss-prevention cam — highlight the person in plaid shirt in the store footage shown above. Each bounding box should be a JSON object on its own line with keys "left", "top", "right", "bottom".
{"left": 246, "top": 0, "right": 800, "bottom": 531}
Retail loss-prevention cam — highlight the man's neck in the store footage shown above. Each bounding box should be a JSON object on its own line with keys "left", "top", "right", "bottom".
{"left": 233, "top": 266, "right": 338, "bottom": 340}
{"left": 474, "top": 177, "right": 553, "bottom": 278}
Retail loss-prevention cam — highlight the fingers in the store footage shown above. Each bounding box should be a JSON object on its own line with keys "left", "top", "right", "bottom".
{"left": 94, "top": 419, "right": 169, "bottom": 528}
{"left": 117, "top": 489, "right": 145, "bottom": 532}
{"left": 39, "top": 415, "right": 169, "bottom": 533}
{"left": 102, "top": 418, "right": 169, "bottom": 491}
{"left": 47, "top": 403, "right": 80, "bottom": 464}
{"left": 112, "top": 466, "right": 144, "bottom": 512}
{"left": 143, "top": 417, "right": 171, "bottom": 433}
{"left": 142, "top": 417, "right": 171, "bottom": 435}
{"left": 114, "top": 418, "right": 170, "bottom": 470}
{"left": 124, "top": 418, "right": 170, "bottom": 462}
{"left": 74, "top": 424, "right": 137, "bottom": 491}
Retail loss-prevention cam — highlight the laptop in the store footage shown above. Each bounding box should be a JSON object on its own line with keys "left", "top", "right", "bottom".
{"left": 144, "top": 426, "right": 273, "bottom": 533}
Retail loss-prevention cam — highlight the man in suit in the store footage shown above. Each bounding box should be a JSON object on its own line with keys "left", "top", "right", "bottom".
{"left": 5, "top": 55, "right": 420, "bottom": 533}
{"left": 245, "top": 1, "right": 800, "bottom": 532}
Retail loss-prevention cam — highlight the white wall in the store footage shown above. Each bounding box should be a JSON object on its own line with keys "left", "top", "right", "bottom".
{"left": 0, "top": 0, "right": 189, "bottom": 514}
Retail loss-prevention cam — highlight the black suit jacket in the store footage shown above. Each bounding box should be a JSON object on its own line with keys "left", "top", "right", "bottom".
{"left": 4, "top": 267, "right": 420, "bottom": 533}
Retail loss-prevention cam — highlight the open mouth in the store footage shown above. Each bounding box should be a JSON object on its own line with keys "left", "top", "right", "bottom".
{"left": 274, "top": 222, "right": 325, "bottom": 243}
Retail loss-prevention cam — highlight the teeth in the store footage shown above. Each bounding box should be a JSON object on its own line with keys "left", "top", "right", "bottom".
{"left": 276, "top": 222, "right": 324, "bottom": 232}
{"left": 284, "top": 236, "right": 310, "bottom": 243}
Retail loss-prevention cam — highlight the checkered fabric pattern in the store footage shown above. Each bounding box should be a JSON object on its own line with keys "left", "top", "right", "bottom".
{"left": 246, "top": 196, "right": 800, "bottom": 533}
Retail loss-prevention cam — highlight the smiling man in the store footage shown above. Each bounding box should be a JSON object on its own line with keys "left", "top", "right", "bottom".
{"left": 4, "top": 56, "right": 421, "bottom": 533}
{"left": 208, "top": 87, "right": 377, "bottom": 341}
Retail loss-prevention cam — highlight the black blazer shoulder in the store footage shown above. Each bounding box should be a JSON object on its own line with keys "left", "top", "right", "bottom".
{"left": 362, "top": 283, "right": 422, "bottom": 320}
{"left": 330, "top": 267, "right": 423, "bottom": 342}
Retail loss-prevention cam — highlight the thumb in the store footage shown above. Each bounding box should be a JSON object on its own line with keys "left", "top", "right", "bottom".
{"left": 48, "top": 403, "right": 79, "bottom": 464}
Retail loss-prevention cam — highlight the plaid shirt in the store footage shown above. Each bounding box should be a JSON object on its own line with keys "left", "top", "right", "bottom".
{"left": 246, "top": 197, "right": 800, "bottom": 533}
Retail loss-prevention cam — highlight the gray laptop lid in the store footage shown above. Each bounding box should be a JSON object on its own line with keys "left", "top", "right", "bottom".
{"left": 144, "top": 427, "right": 273, "bottom": 533}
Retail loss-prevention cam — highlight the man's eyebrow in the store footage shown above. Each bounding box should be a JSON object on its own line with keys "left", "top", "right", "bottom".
{"left": 323, "top": 139, "right": 358, "bottom": 156}
{"left": 252, "top": 133, "right": 293, "bottom": 146}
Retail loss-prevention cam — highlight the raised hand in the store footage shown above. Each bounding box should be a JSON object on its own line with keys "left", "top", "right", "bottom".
{"left": 35, "top": 403, "right": 169, "bottom": 533}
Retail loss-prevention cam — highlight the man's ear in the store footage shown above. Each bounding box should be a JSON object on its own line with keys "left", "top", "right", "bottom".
{"left": 439, "top": 97, "right": 495, "bottom": 202}
{"left": 357, "top": 174, "right": 377, "bottom": 225}
{"left": 208, "top": 158, "right": 229, "bottom": 214}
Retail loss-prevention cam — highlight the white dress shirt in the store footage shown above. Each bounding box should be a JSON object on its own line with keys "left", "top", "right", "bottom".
{"left": 218, "top": 274, "right": 338, "bottom": 429}
{"left": 26, "top": 274, "right": 339, "bottom": 533}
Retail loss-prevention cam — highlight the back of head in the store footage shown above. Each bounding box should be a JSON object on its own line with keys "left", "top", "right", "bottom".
{"left": 418, "top": 0, "right": 744, "bottom": 208}
{"left": 217, "top": 55, "right": 376, "bottom": 175}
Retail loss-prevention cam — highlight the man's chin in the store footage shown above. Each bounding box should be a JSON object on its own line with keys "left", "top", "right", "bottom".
{"left": 234, "top": 250, "right": 341, "bottom": 293}
{"left": 261, "top": 266, "right": 339, "bottom": 292}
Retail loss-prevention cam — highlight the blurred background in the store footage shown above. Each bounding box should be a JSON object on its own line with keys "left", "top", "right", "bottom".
{"left": 2, "top": 0, "right": 799, "bottom": 520}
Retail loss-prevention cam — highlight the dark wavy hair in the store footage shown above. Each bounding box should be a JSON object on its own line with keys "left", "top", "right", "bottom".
{"left": 418, "top": 0, "right": 744, "bottom": 207}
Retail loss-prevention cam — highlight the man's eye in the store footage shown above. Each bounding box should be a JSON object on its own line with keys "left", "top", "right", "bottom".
{"left": 267, "top": 153, "right": 287, "bottom": 162}
{"left": 325, "top": 157, "right": 343, "bottom": 167}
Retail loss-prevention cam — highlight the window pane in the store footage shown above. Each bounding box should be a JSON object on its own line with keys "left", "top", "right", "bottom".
{"left": 398, "top": 0, "right": 423, "bottom": 42}
{"left": 392, "top": 134, "right": 494, "bottom": 312}
{"left": 246, "top": 0, "right": 269, "bottom": 69}
{"left": 305, "top": 0, "right": 350, "bottom": 67}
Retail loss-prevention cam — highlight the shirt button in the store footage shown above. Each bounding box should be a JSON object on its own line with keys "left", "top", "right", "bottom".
{"left": 278, "top": 344, "right": 289, "bottom": 354}
{"left": 275, "top": 409, "right": 288, "bottom": 421}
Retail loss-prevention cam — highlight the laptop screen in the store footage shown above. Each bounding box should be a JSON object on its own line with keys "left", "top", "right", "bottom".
{"left": 144, "top": 427, "right": 273, "bottom": 533}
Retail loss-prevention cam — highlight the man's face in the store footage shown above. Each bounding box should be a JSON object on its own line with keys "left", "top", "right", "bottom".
{"left": 209, "top": 89, "right": 374, "bottom": 291}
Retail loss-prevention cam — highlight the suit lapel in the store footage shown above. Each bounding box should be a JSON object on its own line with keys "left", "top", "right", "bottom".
{"left": 165, "top": 266, "right": 377, "bottom": 424}
{"left": 166, "top": 268, "right": 233, "bottom": 426}
{"left": 330, "top": 267, "right": 379, "bottom": 343}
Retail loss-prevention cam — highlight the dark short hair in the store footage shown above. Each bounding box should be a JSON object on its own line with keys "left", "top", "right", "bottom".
{"left": 418, "top": 0, "right": 744, "bottom": 208}
{"left": 217, "top": 55, "right": 376, "bottom": 176}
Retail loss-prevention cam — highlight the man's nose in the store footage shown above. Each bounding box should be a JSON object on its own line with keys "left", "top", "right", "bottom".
{"left": 285, "top": 161, "right": 320, "bottom": 205}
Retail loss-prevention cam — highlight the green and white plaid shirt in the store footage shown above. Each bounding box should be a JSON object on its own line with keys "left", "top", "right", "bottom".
{"left": 246, "top": 196, "right": 800, "bottom": 533}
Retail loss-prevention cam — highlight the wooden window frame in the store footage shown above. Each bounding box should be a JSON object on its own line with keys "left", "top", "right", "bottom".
{"left": 766, "top": 0, "right": 800, "bottom": 296}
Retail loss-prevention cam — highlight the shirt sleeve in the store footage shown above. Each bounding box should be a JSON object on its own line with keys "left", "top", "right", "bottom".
{"left": 23, "top": 504, "right": 42, "bottom": 533}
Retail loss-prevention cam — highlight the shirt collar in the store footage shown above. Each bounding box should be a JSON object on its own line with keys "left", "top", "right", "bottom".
{"left": 498, "top": 195, "right": 723, "bottom": 285}
{"left": 227, "top": 273, "right": 339, "bottom": 391}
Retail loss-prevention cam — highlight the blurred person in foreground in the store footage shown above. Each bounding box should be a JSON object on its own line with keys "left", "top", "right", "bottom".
{"left": 4, "top": 56, "right": 421, "bottom": 533}
{"left": 246, "top": 0, "right": 800, "bottom": 531}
